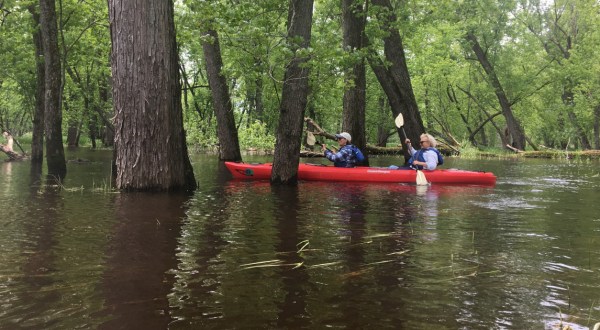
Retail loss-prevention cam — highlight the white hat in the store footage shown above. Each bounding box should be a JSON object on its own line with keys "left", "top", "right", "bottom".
{"left": 335, "top": 132, "right": 352, "bottom": 142}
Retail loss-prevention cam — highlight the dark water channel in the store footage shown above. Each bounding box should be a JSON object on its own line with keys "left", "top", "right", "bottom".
{"left": 1, "top": 149, "right": 599, "bottom": 329}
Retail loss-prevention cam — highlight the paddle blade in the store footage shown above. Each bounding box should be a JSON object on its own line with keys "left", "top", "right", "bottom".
{"left": 416, "top": 170, "right": 428, "bottom": 186}
{"left": 306, "top": 131, "right": 316, "bottom": 146}
{"left": 394, "top": 113, "right": 404, "bottom": 128}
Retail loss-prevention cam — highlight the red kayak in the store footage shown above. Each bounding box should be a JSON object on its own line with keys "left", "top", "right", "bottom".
{"left": 225, "top": 162, "right": 496, "bottom": 185}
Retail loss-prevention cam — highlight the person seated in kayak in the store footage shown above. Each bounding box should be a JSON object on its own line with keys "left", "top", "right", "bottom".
{"left": 321, "top": 132, "right": 365, "bottom": 168}
{"left": 405, "top": 133, "right": 443, "bottom": 170}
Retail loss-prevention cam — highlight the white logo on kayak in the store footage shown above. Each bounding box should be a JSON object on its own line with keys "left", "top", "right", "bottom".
{"left": 366, "top": 170, "right": 391, "bottom": 174}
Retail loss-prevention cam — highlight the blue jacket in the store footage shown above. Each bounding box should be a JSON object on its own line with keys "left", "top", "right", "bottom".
{"left": 324, "top": 144, "right": 364, "bottom": 167}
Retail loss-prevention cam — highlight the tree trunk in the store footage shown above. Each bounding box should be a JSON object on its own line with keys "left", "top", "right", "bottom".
{"left": 89, "top": 113, "right": 97, "bottom": 149}
{"left": 28, "top": 4, "right": 45, "bottom": 163}
{"left": 368, "top": 55, "right": 410, "bottom": 159}
{"left": 466, "top": 32, "right": 526, "bottom": 150}
{"left": 562, "top": 90, "right": 591, "bottom": 150}
{"left": 594, "top": 104, "right": 600, "bottom": 150}
{"left": 98, "top": 73, "right": 114, "bottom": 147}
{"left": 108, "top": 0, "right": 196, "bottom": 191}
{"left": 375, "top": 96, "right": 393, "bottom": 147}
{"left": 271, "top": 0, "right": 314, "bottom": 185}
{"left": 369, "top": 0, "right": 424, "bottom": 163}
{"left": 201, "top": 29, "right": 242, "bottom": 161}
{"left": 67, "top": 124, "right": 78, "bottom": 147}
{"left": 341, "top": 0, "right": 368, "bottom": 165}
{"left": 39, "top": 0, "right": 66, "bottom": 179}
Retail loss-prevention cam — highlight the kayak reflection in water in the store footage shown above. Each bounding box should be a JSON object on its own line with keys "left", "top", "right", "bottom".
{"left": 321, "top": 132, "right": 365, "bottom": 168}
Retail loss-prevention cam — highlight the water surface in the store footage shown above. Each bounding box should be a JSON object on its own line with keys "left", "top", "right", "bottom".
{"left": 0, "top": 150, "right": 599, "bottom": 329}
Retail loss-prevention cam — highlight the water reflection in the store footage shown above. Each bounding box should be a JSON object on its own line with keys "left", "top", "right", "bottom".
{"left": 97, "top": 192, "right": 191, "bottom": 329}
{"left": 270, "top": 185, "right": 310, "bottom": 328}
{"left": 9, "top": 188, "right": 62, "bottom": 329}
{"left": 169, "top": 164, "right": 232, "bottom": 327}
{"left": 0, "top": 154, "right": 599, "bottom": 329}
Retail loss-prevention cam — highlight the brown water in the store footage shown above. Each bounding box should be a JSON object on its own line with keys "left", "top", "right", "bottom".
{"left": 1, "top": 149, "right": 599, "bottom": 329}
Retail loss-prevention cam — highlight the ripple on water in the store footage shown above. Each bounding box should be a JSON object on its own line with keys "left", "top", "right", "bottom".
{"left": 470, "top": 196, "right": 542, "bottom": 210}
{"left": 501, "top": 176, "right": 586, "bottom": 191}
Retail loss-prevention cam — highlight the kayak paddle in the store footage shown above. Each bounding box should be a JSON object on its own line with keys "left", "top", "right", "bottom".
{"left": 394, "top": 113, "right": 428, "bottom": 186}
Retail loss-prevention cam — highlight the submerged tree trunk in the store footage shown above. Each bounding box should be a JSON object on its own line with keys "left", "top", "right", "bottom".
{"left": 108, "top": 0, "right": 196, "bottom": 191}
{"left": 341, "top": 0, "right": 368, "bottom": 165}
{"left": 201, "top": 29, "right": 242, "bottom": 161}
{"left": 466, "top": 32, "right": 526, "bottom": 150}
{"left": 271, "top": 0, "right": 314, "bottom": 185}
{"left": 39, "top": 0, "right": 66, "bottom": 179}
{"left": 28, "top": 4, "right": 45, "bottom": 163}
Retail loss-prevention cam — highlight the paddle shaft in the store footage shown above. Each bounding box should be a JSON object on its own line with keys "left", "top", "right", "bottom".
{"left": 309, "top": 139, "right": 336, "bottom": 152}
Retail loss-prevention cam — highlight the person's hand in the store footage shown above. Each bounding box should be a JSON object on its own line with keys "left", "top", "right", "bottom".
{"left": 321, "top": 144, "right": 326, "bottom": 152}
{"left": 405, "top": 138, "right": 411, "bottom": 145}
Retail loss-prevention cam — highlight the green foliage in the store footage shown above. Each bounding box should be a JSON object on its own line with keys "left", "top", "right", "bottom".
{"left": 185, "top": 115, "right": 219, "bottom": 150}
{"left": 238, "top": 120, "right": 276, "bottom": 150}
{"left": 2, "top": 0, "right": 600, "bottom": 153}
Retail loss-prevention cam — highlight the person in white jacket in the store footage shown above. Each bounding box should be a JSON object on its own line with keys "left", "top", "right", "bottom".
{"left": 405, "top": 133, "right": 443, "bottom": 170}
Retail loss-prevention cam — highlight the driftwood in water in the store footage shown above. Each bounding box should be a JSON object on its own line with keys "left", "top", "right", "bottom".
{"left": 505, "top": 144, "right": 524, "bottom": 153}
{"left": 1, "top": 132, "right": 26, "bottom": 161}
{"left": 1, "top": 143, "right": 25, "bottom": 161}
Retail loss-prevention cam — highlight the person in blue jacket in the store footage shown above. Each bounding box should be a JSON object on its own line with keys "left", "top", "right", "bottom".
{"left": 321, "top": 132, "right": 365, "bottom": 167}
{"left": 405, "top": 133, "right": 443, "bottom": 170}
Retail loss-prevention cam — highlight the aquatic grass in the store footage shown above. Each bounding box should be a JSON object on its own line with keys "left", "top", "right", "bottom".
{"left": 386, "top": 250, "right": 410, "bottom": 256}
{"left": 239, "top": 259, "right": 302, "bottom": 270}
{"left": 239, "top": 260, "right": 304, "bottom": 270}
{"left": 364, "top": 260, "right": 395, "bottom": 266}
{"left": 91, "top": 179, "right": 117, "bottom": 193}
{"left": 239, "top": 240, "right": 311, "bottom": 271}
{"left": 307, "top": 261, "right": 343, "bottom": 269}
{"left": 587, "top": 300, "right": 596, "bottom": 327}
{"left": 239, "top": 259, "right": 282, "bottom": 267}
{"left": 296, "top": 239, "right": 309, "bottom": 253}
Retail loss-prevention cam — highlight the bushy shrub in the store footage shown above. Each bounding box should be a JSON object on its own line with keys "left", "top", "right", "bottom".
{"left": 238, "top": 120, "right": 276, "bottom": 150}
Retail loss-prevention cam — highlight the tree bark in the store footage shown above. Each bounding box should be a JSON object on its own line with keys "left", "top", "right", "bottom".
{"left": 271, "top": 0, "right": 314, "bottom": 185}
{"left": 341, "top": 0, "right": 368, "bottom": 165}
{"left": 97, "top": 73, "right": 114, "bottom": 147}
{"left": 368, "top": 54, "right": 410, "bottom": 158}
{"left": 594, "top": 104, "right": 600, "bottom": 150}
{"left": 28, "top": 4, "right": 45, "bottom": 163}
{"left": 466, "top": 32, "right": 526, "bottom": 150}
{"left": 562, "top": 90, "right": 591, "bottom": 150}
{"left": 201, "top": 29, "right": 242, "bottom": 161}
{"left": 369, "top": 0, "right": 424, "bottom": 162}
{"left": 39, "top": 0, "right": 66, "bottom": 179}
{"left": 108, "top": 0, "right": 196, "bottom": 191}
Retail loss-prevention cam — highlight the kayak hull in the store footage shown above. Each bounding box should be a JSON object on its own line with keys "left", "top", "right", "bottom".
{"left": 225, "top": 162, "right": 496, "bottom": 185}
